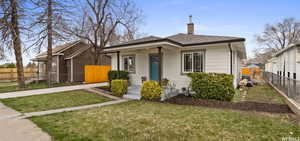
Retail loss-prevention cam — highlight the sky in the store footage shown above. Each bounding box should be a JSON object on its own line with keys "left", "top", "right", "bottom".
{"left": 1, "top": 0, "right": 300, "bottom": 65}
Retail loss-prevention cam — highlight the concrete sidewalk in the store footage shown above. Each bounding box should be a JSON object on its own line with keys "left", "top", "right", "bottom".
{"left": 19, "top": 99, "right": 129, "bottom": 119}
{"left": 0, "top": 103, "right": 52, "bottom": 141}
{"left": 0, "top": 83, "right": 131, "bottom": 141}
{"left": 0, "top": 82, "right": 107, "bottom": 99}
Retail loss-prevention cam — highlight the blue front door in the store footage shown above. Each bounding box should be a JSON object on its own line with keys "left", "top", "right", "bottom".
{"left": 150, "top": 55, "right": 160, "bottom": 81}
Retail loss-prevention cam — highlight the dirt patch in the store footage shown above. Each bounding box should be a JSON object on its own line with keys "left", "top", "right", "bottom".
{"left": 164, "top": 94, "right": 293, "bottom": 114}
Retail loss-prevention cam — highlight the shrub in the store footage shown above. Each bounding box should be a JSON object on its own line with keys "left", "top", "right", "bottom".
{"left": 187, "top": 73, "right": 235, "bottom": 101}
{"left": 108, "top": 70, "right": 129, "bottom": 81}
{"left": 141, "top": 81, "right": 162, "bottom": 100}
{"left": 110, "top": 79, "right": 128, "bottom": 96}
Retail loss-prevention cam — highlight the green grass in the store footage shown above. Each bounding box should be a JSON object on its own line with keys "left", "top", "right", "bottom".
{"left": 0, "top": 82, "right": 16, "bottom": 87}
{"left": 0, "top": 82, "right": 79, "bottom": 93}
{"left": 245, "top": 83, "right": 286, "bottom": 104}
{"left": 1, "top": 90, "right": 112, "bottom": 113}
{"left": 233, "top": 88, "right": 243, "bottom": 102}
{"left": 30, "top": 101, "right": 300, "bottom": 141}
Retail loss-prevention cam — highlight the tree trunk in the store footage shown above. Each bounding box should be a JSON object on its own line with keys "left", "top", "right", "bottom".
{"left": 11, "top": 0, "right": 25, "bottom": 88}
{"left": 46, "top": 0, "right": 53, "bottom": 86}
{"left": 94, "top": 45, "right": 99, "bottom": 65}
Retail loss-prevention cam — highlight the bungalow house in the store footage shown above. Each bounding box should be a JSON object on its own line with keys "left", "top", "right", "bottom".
{"left": 103, "top": 17, "right": 247, "bottom": 98}
{"left": 265, "top": 41, "right": 300, "bottom": 81}
{"left": 31, "top": 40, "right": 111, "bottom": 83}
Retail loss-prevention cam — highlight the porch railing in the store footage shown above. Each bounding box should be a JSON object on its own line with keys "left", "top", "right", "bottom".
{"left": 263, "top": 71, "right": 300, "bottom": 104}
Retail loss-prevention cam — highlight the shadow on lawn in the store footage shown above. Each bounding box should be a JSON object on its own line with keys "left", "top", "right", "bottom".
{"left": 164, "top": 95, "right": 292, "bottom": 114}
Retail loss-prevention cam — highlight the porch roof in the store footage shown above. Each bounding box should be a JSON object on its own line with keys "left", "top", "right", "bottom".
{"left": 104, "top": 33, "right": 245, "bottom": 51}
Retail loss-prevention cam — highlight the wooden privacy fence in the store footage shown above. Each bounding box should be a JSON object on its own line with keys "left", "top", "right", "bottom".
{"left": 241, "top": 67, "right": 262, "bottom": 79}
{"left": 0, "top": 68, "right": 37, "bottom": 81}
{"left": 84, "top": 65, "right": 111, "bottom": 83}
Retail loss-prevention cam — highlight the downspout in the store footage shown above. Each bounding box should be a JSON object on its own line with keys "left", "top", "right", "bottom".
{"left": 228, "top": 43, "right": 233, "bottom": 75}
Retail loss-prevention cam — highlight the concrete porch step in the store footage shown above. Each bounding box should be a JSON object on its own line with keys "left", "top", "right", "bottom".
{"left": 123, "top": 94, "right": 141, "bottom": 100}
{"left": 124, "top": 85, "right": 141, "bottom": 100}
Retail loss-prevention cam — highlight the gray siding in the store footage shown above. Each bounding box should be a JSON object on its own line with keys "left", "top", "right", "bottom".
{"left": 72, "top": 48, "right": 111, "bottom": 82}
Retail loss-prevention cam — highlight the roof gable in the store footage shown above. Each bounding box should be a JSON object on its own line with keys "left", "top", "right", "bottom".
{"left": 35, "top": 40, "right": 82, "bottom": 58}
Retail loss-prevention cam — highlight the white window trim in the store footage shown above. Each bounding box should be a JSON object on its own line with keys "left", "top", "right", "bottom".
{"left": 122, "top": 55, "right": 136, "bottom": 73}
{"left": 297, "top": 47, "right": 300, "bottom": 63}
{"left": 182, "top": 51, "right": 205, "bottom": 73}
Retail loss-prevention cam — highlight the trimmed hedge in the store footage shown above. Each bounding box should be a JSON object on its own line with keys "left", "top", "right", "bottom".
{"left": 187, "top": 73, "right": 235, "bottom": 101}
{"left": 110, "top": 79, "right": 128, "bottom": 96}
{"left": 141, "top": 81, "right": 162, "bottom": 100}
{"left": 108, "top": 70, "right": 129, "bottom": 81}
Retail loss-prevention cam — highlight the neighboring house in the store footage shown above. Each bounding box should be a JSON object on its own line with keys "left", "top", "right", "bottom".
{"left": 241, "top": 64, "right": 262, "bottom": 79}
{"left": 103, "top": 18, "right": 247, "bottom": 92}
{"left": 265, "top": 42, "right": 300, "bottom": 81}
{"left": 265, "top": 57, "right": 278, "bottom": 75}
{"left": 31, "top": 40, "right": 111, "bottom": 83}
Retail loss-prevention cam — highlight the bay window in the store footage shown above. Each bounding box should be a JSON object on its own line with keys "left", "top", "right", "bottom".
{"left": 182, "top": 51, "right": 204, "bottom": 73}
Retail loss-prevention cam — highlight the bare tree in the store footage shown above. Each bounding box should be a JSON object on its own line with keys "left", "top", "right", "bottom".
{"left": 63, "top": 0, "right": 141, "bottom": 64}
{"left": 28, "top": 0, "right": 73, "bottom": 85}
{"left": 257, "top": 18, "right": 300, "bottom": 51}
{"left": 0, "top": 47, "right": 5, "bottom": 60}
{"left": 0, "top": 0, "right": 25, "bottom": 88}
{"left": 254, "top": 18, "right": 300, "bottom": 64}
{"left": 248, "top": 48, "right": 275, "bottom": 65}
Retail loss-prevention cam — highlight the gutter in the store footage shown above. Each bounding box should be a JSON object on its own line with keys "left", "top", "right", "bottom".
{"left": 104, "top": 38, "right": 245, "bottom": 50}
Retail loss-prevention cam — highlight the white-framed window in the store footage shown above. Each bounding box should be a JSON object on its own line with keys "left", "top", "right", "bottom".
{"left": 297, "top": 47, "right": 300, "bottom": 63}
{"left": 123, "top": 55, "right": 135, "bottom": 73}
{"left": 182, "top": 51, "right": 205, "bottom": 73}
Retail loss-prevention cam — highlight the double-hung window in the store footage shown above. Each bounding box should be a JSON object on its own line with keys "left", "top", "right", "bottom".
{"left": 123, "top": 55, "right": 135, "bottom": 73}
{"left": 182, "top": 51, "right": 205, "bottom": 73}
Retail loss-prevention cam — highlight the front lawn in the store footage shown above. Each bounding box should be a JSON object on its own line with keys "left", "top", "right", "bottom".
{"left": 1, "top": 90, "right": 112, "bottom": 113}
{"left": 30, "top": 101, "right": 300, "bottom": 141}
{"left": 0, "top": 82, "right": 80, "bottom": 93}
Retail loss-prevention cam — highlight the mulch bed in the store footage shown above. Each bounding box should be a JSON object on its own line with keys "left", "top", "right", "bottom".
{"left": 164, "top": 94, "right": 293, "bottom": 114}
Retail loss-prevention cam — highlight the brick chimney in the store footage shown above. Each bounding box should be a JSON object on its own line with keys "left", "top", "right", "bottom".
{"left": 187, "top": 15, "right": 194, "bottom": 35}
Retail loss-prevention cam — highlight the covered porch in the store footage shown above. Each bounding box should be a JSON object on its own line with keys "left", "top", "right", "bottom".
{"left": 103, "top": 42, "right": 182, "bottom": 100}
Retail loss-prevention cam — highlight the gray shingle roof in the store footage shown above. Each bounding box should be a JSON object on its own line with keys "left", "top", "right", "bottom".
{"left": 166, "top": 33, "right": 245, "bottom": 45}
{"left": 35, "top": 40, "right": 81, "bottom": 58}
{"left": 106, "top": 33, "right": 245, "bottom": 48}
{"left": 122, "top": 36, "right": 162, "bottom": 44}
{"left": 65, "top": 44, "right": 90, "bottom": 59}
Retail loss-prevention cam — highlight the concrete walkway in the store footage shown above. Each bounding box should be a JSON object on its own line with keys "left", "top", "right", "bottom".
{"left": 0, "top": 103, "right": 52, "bottom": 141}
{"left": 19, "top": 99, "right": 128, "bottom": 119}
{"left": 0, "top": 86, "right": 131, "bottom": 141}
{"left": 0, "top": 82, "right": 108, "bottom": 99}
{"left": 0, "top": 98, "right": 129, "bottom": 141}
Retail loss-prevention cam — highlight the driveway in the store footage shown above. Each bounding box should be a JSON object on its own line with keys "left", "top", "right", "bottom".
{"left": 0, "top": 82, "right": 108, "bottom": 99}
